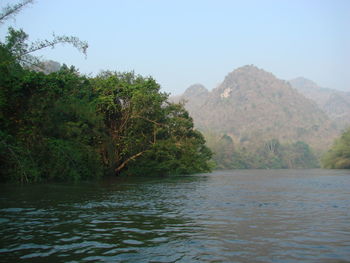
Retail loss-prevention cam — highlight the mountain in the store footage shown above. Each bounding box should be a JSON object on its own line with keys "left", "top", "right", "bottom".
{"left": 289, "top": 77, "right": 350, "bottom": 130}
{"left": 29, "top": 60, "right": 61, "bottom": 74}
{"left": 178, "top": 84, "right": 209, "bottom": 114}
{"left": 174, "top": 65, "right": 338, "bottom": 152}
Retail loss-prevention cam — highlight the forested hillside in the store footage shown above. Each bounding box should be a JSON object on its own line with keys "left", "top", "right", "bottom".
{"left": 290, "top": 77, "right": 350, "bottom": 130}
{"left": 174, "top": 65, "right": 339, "bottom": 169}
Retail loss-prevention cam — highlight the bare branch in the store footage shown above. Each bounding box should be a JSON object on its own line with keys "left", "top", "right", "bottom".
{"left": 115, "top": 150, "right": 146, "bottom": 174}
{"left": 20, "top": 33, "right": 88, "bottom": 57}
{"left": 0, "top": 0, "right": 34, "bottom": 24}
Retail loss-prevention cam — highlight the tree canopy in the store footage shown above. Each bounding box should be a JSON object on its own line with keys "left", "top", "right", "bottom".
{"left": 207, "top": 134, "right": 319, "bottom": 169}
{"left": 0, "top": 4, "right": 212, "bottom": 182}
{"left": 322, "top": 128, "right": 350, "bottom": 169}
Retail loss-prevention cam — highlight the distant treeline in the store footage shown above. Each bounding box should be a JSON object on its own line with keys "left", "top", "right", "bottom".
{"left": 207, "top": 134, "right": 319, "bottom": 169}
{"left": 0, "top": 28, "right": 212, "bottom": 183}
{"left": 322, "top": 128, "right": 350, "bottom": 169}
{"left": 207, "top": 129, "right": 350, "bottom": 170}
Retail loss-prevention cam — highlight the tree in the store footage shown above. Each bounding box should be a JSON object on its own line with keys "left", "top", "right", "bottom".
{"left": 0, "top": 1, "right": 212, "bottom": 182}
{"left": 126, "top": 103, "right": 212, "bottom": 176}
{"left": 287, "top": 141, "right": 319, "bottom": 168}
{"left": 0, "top": 1, "right": 93, "bottom": 182}
{"left": 207, "top": 134, "right": 319, "bottom": 169}
{"left": 92, "top": 72, "right": 212, "bottom": 176}
{"left": 0, "top": 62, "right": 104, "bottom": 182}
{"left": 322, "top": 128, "right": 350, "bottom": 169}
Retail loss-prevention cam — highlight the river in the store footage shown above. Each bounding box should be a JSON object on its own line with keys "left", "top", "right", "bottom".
{"left": 0, "top": 169, "right": 349, "bottom": 262}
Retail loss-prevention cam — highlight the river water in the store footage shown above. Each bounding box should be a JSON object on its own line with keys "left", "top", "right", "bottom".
{"left": 0, "top": 169, "right": 349, "bottom": 262}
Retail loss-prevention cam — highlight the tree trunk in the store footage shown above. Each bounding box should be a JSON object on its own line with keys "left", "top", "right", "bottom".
{"left": 115, "top": 150, "right": 146, "bottom": 175}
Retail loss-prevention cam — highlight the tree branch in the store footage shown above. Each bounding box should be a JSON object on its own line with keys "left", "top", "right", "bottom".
{"left": 19, "top": 34, "right": 88, "bottom": 57}
{"left": 0, "top": 0, "right": 34, "bottom": 24}
{"left": 132, "top": 115, "right": 165, "bottom": 126}
{"left": 115, "top": 150, "right": 147, "bottom": 174}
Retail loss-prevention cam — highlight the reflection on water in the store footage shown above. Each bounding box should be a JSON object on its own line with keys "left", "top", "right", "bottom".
{"left": 0, "top": 169, "right": 350, "bottom": 262}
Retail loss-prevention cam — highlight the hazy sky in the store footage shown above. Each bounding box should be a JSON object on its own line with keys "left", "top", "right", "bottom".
{"left": 1, "top": 0, "right": 349, "bottom": 94}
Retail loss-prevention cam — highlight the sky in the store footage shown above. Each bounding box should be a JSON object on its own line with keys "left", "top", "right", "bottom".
{"left": 0, "top": 0, "right": 349, "bottom": 95}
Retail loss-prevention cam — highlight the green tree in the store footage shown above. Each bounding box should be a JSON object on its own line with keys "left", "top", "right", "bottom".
{"left": 0, "top": 62, "right": 104, "bottom": 182}
{"left": 211, "top": 134, "right": 236, "bottom": 169}
{"left": 322, "top": 128, "right": 350, "bottom": 169}
{"left": 0, "top": 1, "right": 212, "bottom": 182}
{"left": 127, "top": 103, "right": 212, "bottom": 176}
{"left": 285, "top": 141, "right": 319, "bottom": 168}
{"left": 92, "top": 72, "right": 212, "bottom": 176}
{"left": 208, "top": 134, "right": 319, "bottom": 169}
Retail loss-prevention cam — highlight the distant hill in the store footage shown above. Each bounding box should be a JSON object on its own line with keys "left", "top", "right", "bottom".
{"left": 176, "top": 84, "right": 209, "bottom": 114}
{"left": 289, "top": 77, "right": 350, "bottom": 130}
{"left": 174, "top": 65, "right": 337, "bottom": 153}
{"left": 29, "top": 60, "right": 61, "bottom": 74}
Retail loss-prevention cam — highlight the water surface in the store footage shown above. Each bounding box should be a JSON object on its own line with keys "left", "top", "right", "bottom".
{"left": 1, "top": 169, "right": 349, "bottom": 262}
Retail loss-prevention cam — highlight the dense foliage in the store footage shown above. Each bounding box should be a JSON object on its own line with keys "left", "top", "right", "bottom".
{"left": 0, "top": 28, "right": 212, "bottom": 183}
{"left": 322, "top": 128, "right": 350, "bottom": 169}
{"left": 208, "top": 134, "right": 319, "bottom": 169}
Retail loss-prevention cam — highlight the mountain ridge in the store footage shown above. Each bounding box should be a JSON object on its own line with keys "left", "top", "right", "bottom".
{"left": 289, "top": 77, "right": 350, "bottom": 129}
{"left": 173, "top": 65, "right": 338, "bottom": 151}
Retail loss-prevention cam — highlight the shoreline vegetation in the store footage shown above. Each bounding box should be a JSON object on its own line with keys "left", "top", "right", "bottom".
{"left": 0, "top": 34, "right": 213, "bottom": 182}
{"left": 322, "top": 129, "right": 350, "bottom": 169}
{"left": 0, "top": 2, "right": 212, "bottom": 183}
{"left": 0, "top": 42, "right": 214, "bottom": 182}
{"left": 0, "top": 1, "right": 349, "bottom": 183}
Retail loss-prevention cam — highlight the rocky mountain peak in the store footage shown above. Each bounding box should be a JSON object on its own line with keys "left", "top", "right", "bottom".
{"left": 216, "top": 65, "right": 283, "bottom": 96}
{"left": 223, "top": 65, "right": 274, "bottom": 82}
{"left": 213, "top": 65, "right": 292, "bottom": 102}
{"left": 183, "top": 84, "right": 208, "bottom": 97}
{"left": 174, "top": 65, "right": 338, "bottom": 151}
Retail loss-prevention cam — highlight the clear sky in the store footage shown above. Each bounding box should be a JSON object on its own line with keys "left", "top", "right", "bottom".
{"left": 1, "top": 0, "right": 349, "bottom": 95}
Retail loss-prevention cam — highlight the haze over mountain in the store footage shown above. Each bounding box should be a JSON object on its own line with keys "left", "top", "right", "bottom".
{"left": 290, "top": 77, "right": 350, "bottom": 130}
{"left": 30, "top": 60, "right": 61, "bottom": 74}
{"left": 175, "top": 65, "right": 337, "bottom": 153}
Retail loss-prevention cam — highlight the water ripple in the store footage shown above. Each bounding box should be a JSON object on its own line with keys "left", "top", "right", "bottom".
{"left": 1, "top": 169, "right": 350, "bottom": 262}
